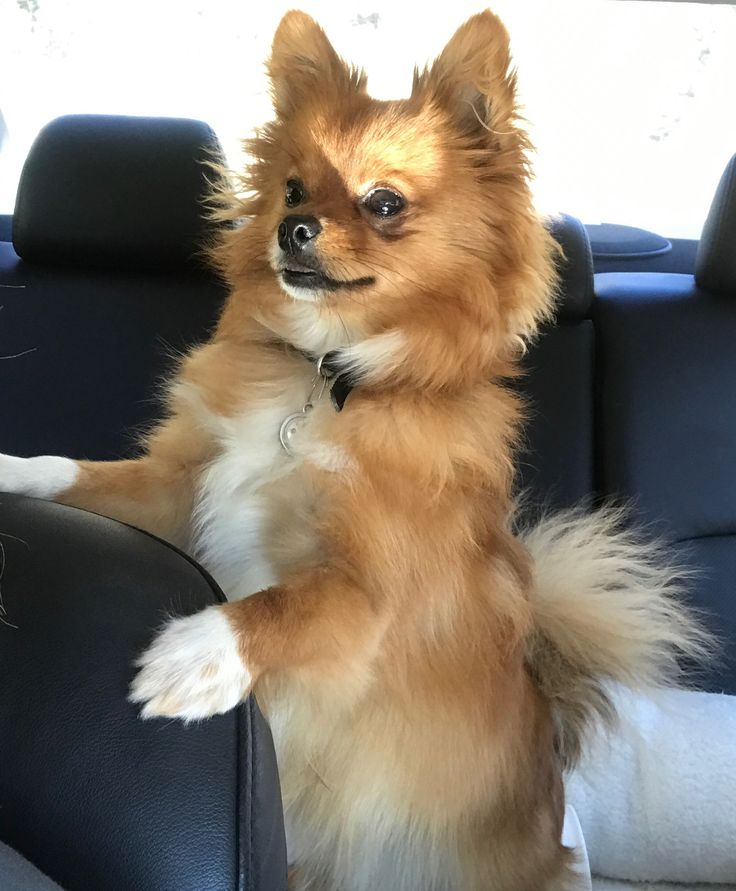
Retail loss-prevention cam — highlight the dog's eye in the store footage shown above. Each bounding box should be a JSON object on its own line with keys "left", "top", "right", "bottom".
{"left": 364, "top": 188, "right": 405, "bottom": 218}
{"left": 285, "top": 179, "right": 306, "bottom": 208}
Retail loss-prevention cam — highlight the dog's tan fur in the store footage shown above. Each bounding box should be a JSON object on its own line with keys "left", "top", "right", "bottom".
{"left": 0, "top": 10, "right": 709, "bottom": 890}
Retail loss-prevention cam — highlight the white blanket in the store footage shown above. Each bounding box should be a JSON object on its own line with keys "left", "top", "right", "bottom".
{"left": 594, "top": 882, "right": 734, "bottom": 891}
{"left": 567, "top": 687, "right": 736, "bottom": 885}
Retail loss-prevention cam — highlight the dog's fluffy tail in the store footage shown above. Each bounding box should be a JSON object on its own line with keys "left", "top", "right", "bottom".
{"left": 521, "top": 507, "right": 713, "bottom": 768}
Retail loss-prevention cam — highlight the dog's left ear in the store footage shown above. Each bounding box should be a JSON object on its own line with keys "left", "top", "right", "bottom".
{"left": 268, "top": 11, "right": 366, "bottom": 119}
{"left": 413, "top": 11, "right": 519, "bottom": 146}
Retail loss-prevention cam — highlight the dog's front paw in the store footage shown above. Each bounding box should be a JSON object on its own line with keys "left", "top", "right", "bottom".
{"left": 129, "top": 607, "right": 251, "bottom": 722}
{"left": 0, "top": 453, "right": 79, "bottom": 498}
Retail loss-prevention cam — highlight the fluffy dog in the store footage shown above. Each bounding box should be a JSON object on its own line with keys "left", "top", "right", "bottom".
{"left": 0, "top": 10, "right": 707, "bottom": 890}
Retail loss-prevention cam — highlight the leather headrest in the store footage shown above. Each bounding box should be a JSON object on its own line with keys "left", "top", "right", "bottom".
{"left": 547, "top": 214, "right": 594, "bottom": 320}
{"left": 13, "top": 115, "right": 224, "bottom": 270}
{"left": 696, "top": 154, "right": 736, "bottom": 295}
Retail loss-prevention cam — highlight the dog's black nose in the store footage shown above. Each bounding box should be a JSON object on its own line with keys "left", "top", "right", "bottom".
{"left": 278, "top": 215, "right": 322, "bottom": 254}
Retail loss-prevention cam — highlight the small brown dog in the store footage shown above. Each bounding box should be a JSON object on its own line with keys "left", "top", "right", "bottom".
{"left": 0, "top": 10, "right": 706, "bottom": 890}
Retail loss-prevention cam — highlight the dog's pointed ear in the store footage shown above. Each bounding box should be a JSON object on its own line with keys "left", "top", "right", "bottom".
{"left": 268, "top": 11, "right": 366, "bottom": 118}
{"left": 413, "top": 11, "right": 518, "bottom": 145}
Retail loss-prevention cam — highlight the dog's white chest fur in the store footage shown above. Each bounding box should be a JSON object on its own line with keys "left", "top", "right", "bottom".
{"left": 189, "top": 383, "right": 347, "bottom": 600}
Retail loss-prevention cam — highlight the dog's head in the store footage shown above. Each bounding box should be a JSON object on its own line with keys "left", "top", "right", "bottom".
{"left": 216, "top": 10, "right": 557, "bottom": 384}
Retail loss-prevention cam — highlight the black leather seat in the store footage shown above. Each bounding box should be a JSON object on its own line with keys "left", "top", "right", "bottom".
{"left": 0, "top": 495, "right": 287, "bottom": 891}
{"left": 519, "top": 214, "right": 595, "bottom": 513}
{"left": 521, "top": 177, "right": 736, "bottom": 693}
{"left": 0, "top": 115, "right": 227, "bottom": 460}
{"left": 0, "top": 115, "right": 287, "bottom": 890}
{"left": 593, "top": 154, "right": 736, "bottom": 693}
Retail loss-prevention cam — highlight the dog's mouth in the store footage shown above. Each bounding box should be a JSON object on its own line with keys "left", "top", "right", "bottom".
{"left": 279, "top": 263, "right": 375, "bottom": 293}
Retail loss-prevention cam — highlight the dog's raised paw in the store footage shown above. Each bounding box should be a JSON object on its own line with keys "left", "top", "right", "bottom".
{"left": 0, "top": 453, "right": 79, "bottom": 498}
{"left": 129, "top": 606, "right": 251, "bottom": 722}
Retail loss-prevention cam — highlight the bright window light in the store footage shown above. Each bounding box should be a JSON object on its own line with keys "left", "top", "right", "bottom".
{"left": 1, "top": 1, "right": 734, "bottom": 238}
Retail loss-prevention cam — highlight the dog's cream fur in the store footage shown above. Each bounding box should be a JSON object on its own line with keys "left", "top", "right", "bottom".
{"left": 130, "top": 606, "right": 250, "bottom": 722}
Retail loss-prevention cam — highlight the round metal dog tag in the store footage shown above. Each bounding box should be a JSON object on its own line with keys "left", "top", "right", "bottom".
{"left": 279, "top": 410, "right": 309, "bottom": 454}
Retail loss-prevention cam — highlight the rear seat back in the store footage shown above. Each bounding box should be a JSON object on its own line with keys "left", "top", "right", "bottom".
{"left": 518, "top": 215, "right": 595, "bottom": 513}
{"left": 594, "top": 154, "right": 736, "bottom": 692}
{"left": 0, "top": 115, "right": 227, "bottom": 460}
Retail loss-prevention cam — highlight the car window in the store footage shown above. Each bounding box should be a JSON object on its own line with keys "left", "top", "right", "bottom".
{"left": 1, "top": 0, "right": 734, "bottom": 237}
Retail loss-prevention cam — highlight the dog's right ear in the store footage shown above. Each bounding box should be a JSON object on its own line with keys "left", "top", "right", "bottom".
{"left": 268, "top": 11, "right": 366, "bottom": 118}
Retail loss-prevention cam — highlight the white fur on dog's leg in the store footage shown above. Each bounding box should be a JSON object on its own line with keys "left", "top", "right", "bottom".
{"left": 0, "top": 454, "right": 79, "bottom": 498}
{"left": 129, "top": 607, "right": 251, "bottom": 722}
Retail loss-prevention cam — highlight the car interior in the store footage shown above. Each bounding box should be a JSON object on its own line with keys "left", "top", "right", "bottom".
{"left": 0, "top": 108, "right": 733, "bottom": 891}
{"left": 0, "top": 4, "right": 734, "bottom": 890}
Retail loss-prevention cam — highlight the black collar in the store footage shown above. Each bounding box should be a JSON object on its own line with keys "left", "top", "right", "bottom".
{"left": 317, "top": 351, "right": 354, "bottom": 412}
{"left": 327, "top": 371, "right": 353, "bottom": 412}
{"left": 286, "top": 346, "right": 354, "bottom": 412}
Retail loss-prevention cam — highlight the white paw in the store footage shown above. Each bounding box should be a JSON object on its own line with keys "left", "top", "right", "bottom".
{"left": 0, "top": 453, "right": 79, "bottom": 498}
{"left": 129, "top": 607, "right": 251, "bottom": 722}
